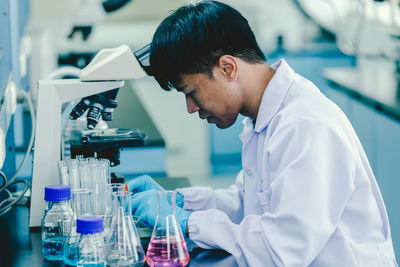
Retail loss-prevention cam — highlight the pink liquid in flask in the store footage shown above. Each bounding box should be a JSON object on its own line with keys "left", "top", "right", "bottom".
{"left": 146, "top": 237, "right": 190, "bottom": 267}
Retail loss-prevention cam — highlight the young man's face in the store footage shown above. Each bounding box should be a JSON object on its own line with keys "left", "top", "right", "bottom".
{"left": 177, "top": 68, "right": 242, "bottom": 129}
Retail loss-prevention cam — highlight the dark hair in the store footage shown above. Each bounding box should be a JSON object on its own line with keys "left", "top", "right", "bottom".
{"left": 149, "top": 0, "right": 265, "bottom": 91}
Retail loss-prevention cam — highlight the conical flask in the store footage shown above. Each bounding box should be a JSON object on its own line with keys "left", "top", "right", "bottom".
{"left": 104, "top": 183, "right": 125, "bottom": 236}
{"left": 63, "top": 188, "right": 92, "bottom": 266}
{"left": 105, "top": 191, "right": 145, "bottom": 266}
{"left": 146, "top": 191, "right": 189, "bottom": 267}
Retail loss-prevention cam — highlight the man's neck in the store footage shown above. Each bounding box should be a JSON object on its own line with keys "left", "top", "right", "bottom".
{"left": 240, "top": 62, "right": 275, "bottom": 120}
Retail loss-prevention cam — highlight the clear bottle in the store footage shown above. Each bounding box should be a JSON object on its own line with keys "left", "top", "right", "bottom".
{"left": 76, "top": 216, "right": 106, "bottom": 267}
{"left": 146, "top": 191, "right": 189, "bottom": 267}
{"left": 41, "top": 184, "right": 74, "bottom": 261}
{"left": 63, "top": 189, "right": 92, "bottom": 266}
{"left": 105, "top": 191, "right": 145, "bottom": 266}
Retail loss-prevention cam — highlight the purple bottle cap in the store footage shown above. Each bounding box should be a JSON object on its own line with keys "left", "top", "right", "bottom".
{"left": 44, "top": 184, "right": 71, "bottom": 202}
{"left": 77, "top": 216, "right": 104, "bottom": 234}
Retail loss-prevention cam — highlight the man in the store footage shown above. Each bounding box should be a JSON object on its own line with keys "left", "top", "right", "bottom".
{"left": 128, "top": 1, "right": 397, "bottom": 266}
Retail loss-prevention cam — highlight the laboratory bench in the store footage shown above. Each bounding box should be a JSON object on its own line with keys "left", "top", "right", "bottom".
{"left": 0, "top": 177, "right": 238, "bottom": 267}
{"left": 323, "top": 67, "right": 400, "bottom": 123}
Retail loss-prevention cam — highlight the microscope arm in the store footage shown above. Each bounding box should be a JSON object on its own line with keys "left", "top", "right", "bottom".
{"left": 69, "top": 44, "right": 151, "bottom": 129}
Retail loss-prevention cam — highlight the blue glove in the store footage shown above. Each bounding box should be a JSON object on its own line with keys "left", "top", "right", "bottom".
{"left": 175, "top": 191, "right": 184, "bottom": 208}
{"left": 127, "top": 175, "right": 163, "bottom": 193}
{"left": 131, "top": 189, "right": 191, "bottom": 234}
{"left": 127, "top": 175, "right": 185, "bottom": 208}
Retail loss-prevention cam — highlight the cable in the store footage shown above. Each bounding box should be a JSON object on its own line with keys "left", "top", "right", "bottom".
{"left": 0, "top": 90, "right": 35, "bottom": 191}
{"left": 0, "top": 171, "right": 6, "bottom": 191}
{"left": 0, "top": 179, "right": 29, "bottom": 216}
{"left": 0, "top": 90, "right": 35, "bottom": 216}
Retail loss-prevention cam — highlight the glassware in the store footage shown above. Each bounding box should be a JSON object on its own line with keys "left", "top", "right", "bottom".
{"left": 76, "top": 216, "right": 106, "bottom": 267}
{"left": 67, "top": 159, "right": 80, "bottom": 190}
{"left": 78, "top": 158, "right": 90, "bottom": 190}
{"left": 103, "top": 183, "right": 125, "bottom": 233}
{"left": 58, "top": 160, "right": 69, "bottom": 185}
{"left": 146, "top": 191, "right": 189, "bottom": 267}
{"left": 41, "top": 184, "right": 73, "bottom": 261}
{"left": 105, "top": 191, "right": 145, "bottom": 266}
{"left": 99, "top": 159, "right": 110, "bottom": 185}
{"left": 63, "top": 189, "right": 92, "bottom": 266}
{"left": 89, "top": 161, "right": 104, "bottom": 215}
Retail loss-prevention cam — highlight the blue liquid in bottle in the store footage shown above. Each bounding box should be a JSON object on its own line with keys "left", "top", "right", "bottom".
{"left": 41, "top": 185, "right": 73, "bottom": 261}
{"left": 42, "top": 236, "right": 64, "bottom": 261}
{"left": 63, "top": 242, "right": 78, "bottom": 266}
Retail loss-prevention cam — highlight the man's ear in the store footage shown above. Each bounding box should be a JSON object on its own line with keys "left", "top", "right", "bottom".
{"left": 217, "top": 55, "right": 238, "bottom": 81}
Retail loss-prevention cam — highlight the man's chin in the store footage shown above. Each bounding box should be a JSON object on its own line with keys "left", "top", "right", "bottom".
{"left": 215, "top": 120, "right": 235, "bottom": 129}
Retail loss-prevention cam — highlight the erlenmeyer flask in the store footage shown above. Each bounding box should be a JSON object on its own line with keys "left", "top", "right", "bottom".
{"left": 63, "top": 188, "right": 92, "bottom": 266}
{"left": 103, "top": 183, "right": 125, "bottom": 235}
{"left": 105, "top": 191, "right": 145, "bottom": 266}
{"left": 146, "top": 191, "right": 189, "bottom": 267}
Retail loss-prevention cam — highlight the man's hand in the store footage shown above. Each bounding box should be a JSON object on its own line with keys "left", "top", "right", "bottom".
{"left": 131, "top": 189, "right": 191, "bottom": 234}
{"left": 127, "top": 175, "right": 185, "bottom": 208}
{"left": 127, "top": 175, "right": 164, "bottom": 193}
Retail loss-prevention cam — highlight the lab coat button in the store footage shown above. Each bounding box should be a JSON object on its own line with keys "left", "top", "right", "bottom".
{"left": 245, "top": 169, "right": 252, "bottom": 176}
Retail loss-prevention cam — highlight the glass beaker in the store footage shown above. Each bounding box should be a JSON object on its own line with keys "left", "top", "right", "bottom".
{"left": 63, "top": 189, "right": 92, "bottom": 266}
{"left": 105, "top": 191, "right": 145, "bottom": 266}
{"left": 146, "top": 191, "right": 189, "bottom": 267}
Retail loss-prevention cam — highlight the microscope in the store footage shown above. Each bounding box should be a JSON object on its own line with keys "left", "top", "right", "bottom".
{"left": 29, "top": 44, "right": 152, "bottom": 228}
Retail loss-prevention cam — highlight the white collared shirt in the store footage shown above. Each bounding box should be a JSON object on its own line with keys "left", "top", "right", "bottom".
{"left": 177, "top": 59, "right": 397, "bottom": 266}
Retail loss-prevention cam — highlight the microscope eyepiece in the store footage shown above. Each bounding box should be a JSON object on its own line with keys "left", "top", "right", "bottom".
{"left": 134, "top": 43, "right": 152, "bottom": 76}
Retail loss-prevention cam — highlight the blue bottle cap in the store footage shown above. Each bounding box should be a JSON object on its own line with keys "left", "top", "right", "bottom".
{"left": 44, "top": 184, "right": 71, "bottom": 202}
{"left": 77, "top": 216, "right": 104, "bottom": 234}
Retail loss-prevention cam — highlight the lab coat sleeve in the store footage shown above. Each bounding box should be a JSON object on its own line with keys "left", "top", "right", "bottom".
{"left": 175, "top": 170, "right": 244, "bottom": 224}
{"left": 187, "top": 118, "right": 357, "bottom": 266}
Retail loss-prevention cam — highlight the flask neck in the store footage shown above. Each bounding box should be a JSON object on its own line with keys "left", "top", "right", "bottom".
{"left": 111, "top": 191, "right": 132, "bottom": 216}
{"left": 157, "top": 191, "right": 176, "bottom": 217}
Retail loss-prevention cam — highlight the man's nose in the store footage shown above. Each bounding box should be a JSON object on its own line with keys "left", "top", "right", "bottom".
{"left": 185, "top": 95, "right": 200, "bottom": 114}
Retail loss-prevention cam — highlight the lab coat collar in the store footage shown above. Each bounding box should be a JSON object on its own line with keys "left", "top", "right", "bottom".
{"left": 239, "top": 117, "right": 254, "bottom": 144}
{"left": 252, "top": 59, "right": 295, "bottom": 133}
{"left": 239, "top": 59, "right": 295, "bottom": 143}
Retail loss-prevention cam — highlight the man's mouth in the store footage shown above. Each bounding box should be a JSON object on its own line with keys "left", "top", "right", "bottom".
{"left": 199, "top": 113, "right": 209, "bottom": 119}
{"left": 206, "top": 116, "right": 216, "bottom": 123}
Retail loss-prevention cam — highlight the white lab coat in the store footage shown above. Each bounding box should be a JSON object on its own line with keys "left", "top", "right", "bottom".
{"left": 176, "top": 59, "right": 397, "bottom": 266}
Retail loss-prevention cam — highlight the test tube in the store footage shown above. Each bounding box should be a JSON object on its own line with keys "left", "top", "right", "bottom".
{"left": 58, "top": 160, "right": 69, "bottom": 185}
{"left": 90, "top": 162, "right": 104, "bottom": 216}
{"left": 66, "top": 159, "right": 80, "bottom": 190}
{"left": 98, "top": 159, "right": 110, "bottom": 214}
{"left": 78, "top": 158, "right": 90, "bottom": 190}
{"left": 100, "top": 159, "right": 111, "bottom": 185}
